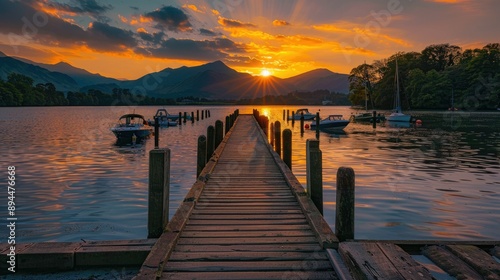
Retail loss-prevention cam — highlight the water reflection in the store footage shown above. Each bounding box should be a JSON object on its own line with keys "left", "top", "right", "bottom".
{"left": 0, "top": 106, "right": 498, "bottom": 242}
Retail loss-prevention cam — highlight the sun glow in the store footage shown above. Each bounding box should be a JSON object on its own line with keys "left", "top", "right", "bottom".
{"left": 260, "top": 69, "right": 271, "bottom": 77}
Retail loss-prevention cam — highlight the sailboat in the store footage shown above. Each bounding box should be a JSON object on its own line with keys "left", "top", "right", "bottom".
{"left": 387, "top": 58, "right": 412, "bottom": 122}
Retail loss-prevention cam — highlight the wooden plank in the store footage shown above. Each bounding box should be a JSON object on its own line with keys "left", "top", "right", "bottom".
{"left": 188, "top": 214, "right": 305, "bottom": 220}
{"left": 75, "top": 245, "right": 151, "bottom": 266}
{"left": 377, "top": 243, "right": 433, "bottom": 279}
{"left": 176, "top": 236, "right": 319, "bottom": 245}
{"left": 18, "top": 242, "right": 80, "bottom": 271}
{"left": 168, "top": 251, "right": 329, "bottom": 261}
{"left": 182, "top": 224, "right": 312, "bottom": 231}
{"left": 422, "top": 245, "right": 483, "bottom": 279}
{"left": 164, "top": 260, "right": 333, "bottom": 272}
{"left": 161, "top": 271, "right": 337, "bottom": 279}
{"left": 173, "top": 244, "right": 322, "bottom": 253}
{"left": 446, "top": 245, "right": 500, "bottom": 280}
{"left": 186, "top": 218, "right": 308, "bottom": 225}
{"left": 326, "top": 249, "right": 353, "bottom": 280}
{"left": 191, "top": 209, "right": 303, "bottom": 215}
{"left": 339, "top": 242, "right": 403, "bottom": 280}
{"left": 180, "top": 230, "right": 314, "bottom": 238}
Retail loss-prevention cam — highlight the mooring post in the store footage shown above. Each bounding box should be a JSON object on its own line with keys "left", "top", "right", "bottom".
{"left": 215, "top": 120, "right": 224, "bottom": 149}
{"left": 191, "top": 112, "right": 194, "bottom": 123}
{"left": 196, "top": 110, "right": 199, "bottom": 121}
{"left": 207, "top": 126, "right": 215, "bottom": 162}
{"left": 148, "top": 148, "right": 170, "bottom": 238}
{"left": 178, "top": 112, "right": 182, "bottom": 125}
{"left": 372, "top": 110, "right": 377, "bottom": 129}
{"left": 225, "top": 116, "right": 230, "bottom": 134}
{"left": 201, "top": 110, "right": 204, "bottom": 120}
{"left": 283, "top": 129, "right": 292, "bottom": 170}
{"left": 291, "top": 111, "right": 295, "bottom": 126}
{"left": 274, "top": 121, "right": 281, "bottom": 156}
{"left": 270, "top": 122, "right": 275, "bottom": 146}
{"left": 154, "top": 116, "right": 159, "bottom": 149}
{"left": 205, "top": 110, "right": 208, "bottom": 119}
{"left": 208, "top": 110, "right": 211, "bottom": 118}
{"left": 300, "top": 112, "right": 305, "bottom": 135}
{"left": 196, "top": 135, "right": 207, "bottom": 177}
{"left": 315, "top": 112, "right": 320, "bottom": 136}
{"left": 283, "top": 109, "right": 285, "bottom": 120}
{"left": 306, "top": 139, "right": 323, "bottom": 214}
{"left": 183, "top": 112, "right": 187, "bottom": 123}
{"left": 335, "top": 167, "right": 355, "bottom": 241}
{"left": 287, "top": 110, "right": 290, "bottom": 122}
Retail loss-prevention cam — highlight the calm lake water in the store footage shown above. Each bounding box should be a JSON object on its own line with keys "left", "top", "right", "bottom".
{"left": 0, "top": 106, "right": 498, "bottom": 242}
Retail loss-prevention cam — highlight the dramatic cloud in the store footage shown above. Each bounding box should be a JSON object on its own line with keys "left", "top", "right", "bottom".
{"left": 137, "top": 28, "right": 164, "bottom": 44}
{"left": 182, "top": 4, "right": 204, "bottom": 13}
{"left": 273, "top": 20, "right": 290, "bottom": 26}
{"left": 218, "top": 17, "right": 257, "bottom": 28}
{"left": 148, "top": 38, "right": 246, "bottom": 61}
{"left": 199, "top": 28, "right": 220, "bottom": 36}
{"left": 45, "top": 0, "right": 112, "bottom": 17}
{"left": 143, "top": 6, "right": 192, "bottom": 32}
{"left": 87, "top": 22, "right": 137, "bottom": 51}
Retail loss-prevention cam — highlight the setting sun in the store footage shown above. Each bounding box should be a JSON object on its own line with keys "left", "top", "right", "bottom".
{"left": 260, "top": 69, "right": 271, "bottom": 77}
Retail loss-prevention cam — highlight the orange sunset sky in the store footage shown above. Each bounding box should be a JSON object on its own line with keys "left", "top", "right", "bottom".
{"left": 0, "top": 0, "right": 499, "bottom": 79}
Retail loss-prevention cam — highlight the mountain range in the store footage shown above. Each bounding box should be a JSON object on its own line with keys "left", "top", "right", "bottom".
{"left": 0, "top": 51, "right": 349, "bottom": 100}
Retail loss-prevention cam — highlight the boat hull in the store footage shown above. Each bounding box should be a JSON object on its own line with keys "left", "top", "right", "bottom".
{"left": 310, "top": 120, "right": 350, "bottom": 130}
{"left": 387, "top": 113, "right": 411, "bottom": 122}
{"left": 351, "top": 113, "right": 386, "bottom": 123}
{"left": 111, "top": 128, "right": 152, "bottom": 142}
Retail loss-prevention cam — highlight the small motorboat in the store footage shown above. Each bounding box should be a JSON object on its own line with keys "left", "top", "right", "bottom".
{"left": 288, "top": 108, "right": 316, "bottom": 120}
{"left": 310, "top": 115, "right": 350, "bottom": 131}
{"left": 148, "top": 109, "right": 178, "bottom": 127}
{"left": 350, "top": 112, "right": 386, "bottom": 123}
{"left": 111, "top": 113, "right": 153, "bottom": 142}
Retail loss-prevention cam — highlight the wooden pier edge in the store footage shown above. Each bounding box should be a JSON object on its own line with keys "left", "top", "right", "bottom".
{"left": 252, "top": 115, "right": 339, "bottom": 249}
{"left": 135, "top": 117, "right": 240, "bottom": 279}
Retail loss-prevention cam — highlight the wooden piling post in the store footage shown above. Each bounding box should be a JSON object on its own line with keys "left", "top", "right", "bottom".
{"left": 201, "top": 110, "right": 204, "bottom": 120}
{"left": 183, "top": 112, "right": 187, "bottom": 123}
{"left": 191, "top": 112, "right": 194, "bottom": 123}
{"left": 208, "top": 110, "right": 211, "bottom": 118}
{"left": 306, "top": 139, "right": 323, "bottom": 214}
{"left": 225, "top": 116, "right": 230, "bottom": 134}
{"left": 291, "top": 111, "right": 295, "bottom": 126}
{"left": 207, "top": 126, "right": 215, "bottom": 162}
{"left": 148, "top": 148, "right": 170, "bottom": 238}
{"left": 286, "top": 110, "right": 290, "bottom": 122}
{"left": 283, "top": 109, "right": 285, "bottom": 120}
{"left": 315, "top": 112, "right": 320, "bottom": 135}
{"left": 205, "top": 110, "right": 208, "bottom": 119}
{"left": 154, "top": 117, "right": 159, "bottom": 149}
{"left": 215, "top": 120, "right": 223, "bottom": 149}
{"left": 372, "top": 111, "right": 377, "bottom": 129}
{"left": 196, "top": 135, "right": 207, "bottom": 177}
{"left": 335, "top": 167, "right": 355, "bottom": 241}
{"left": 300, "top": 112, "right": 305, "bottom": 135}
{"left": 283, "top": 129, "right": 292, "bottom": 170}
{"left": 274, "top": 121, "right": 281, "bottom": 156}
{"left": 270, "top": 122, "right": 275, "bottom": 146}
{"left": 196, "top": 110, "right": 199, "bottom": 121}
{"left": 178, "top": 112, "right": 182, "bottom": 125}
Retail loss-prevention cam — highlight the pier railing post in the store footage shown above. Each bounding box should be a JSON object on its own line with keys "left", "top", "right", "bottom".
{"left": 183, "top": 112, "right": 187, "bottom": 123}
{"left": 197, "top": 135, "right": 207, "bottom": 177}
{"left": 372, "top": 111, "right": 377, "bottom": 129}
{"left": 306, "top": 139, "right": 323, "bottom": 214}
{"left": 335, "top": 167, "right": 355, "bottom": 242}
{"left": 178, "top": 112, "right": 182, "bottom": 125}
{"left": 196, "top": 110, "right": 199, "bottom": 121}
{"left": 300, "top": 112, "right": 305, "bottom": 135}
{"left": 207, "top": 126, "right": 215, "bottom": 162}
{"left": 270, "top": 122, "right": 275, "bottom": 146}
{"left": 274, "top": 121, "right": 281, "bottom": 156}
{"left": 283, "top": 129, "right": 292, "bottom": 170}
{"left": 154, "top": 117, "right": 159, "bottom": 149}
{"left": 315, "top": 112, "right": 320, "bottom": 138}
{"left": 225, "top": 116, "right": 230, "bottom": 134}
{"left": 215, "top": 120, "right": 224, "bottom": 149}
{"left": 148, "top": 148, "right": 170, "bottom": 238}
{"left": 191, "top": 112, "right": 194, "bottom": 123}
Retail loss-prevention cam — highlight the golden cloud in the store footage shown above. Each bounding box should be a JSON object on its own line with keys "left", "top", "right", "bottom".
{"left": 273, "top": 20, "right": 290, "bottom": 26}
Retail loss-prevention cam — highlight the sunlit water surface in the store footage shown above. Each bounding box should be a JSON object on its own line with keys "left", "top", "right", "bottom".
{"left": 0, "top": 106, "right": 498, "bottom": 242}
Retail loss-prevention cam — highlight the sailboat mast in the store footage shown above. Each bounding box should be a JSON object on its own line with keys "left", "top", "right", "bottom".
{"left": 395, "top": 58, "right": 401, "bottom": 113}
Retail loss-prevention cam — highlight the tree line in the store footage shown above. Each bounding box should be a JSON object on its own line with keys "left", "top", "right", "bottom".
{"left": 0, "top": 73, "right": 176, "bottom": 106}
{"left": 236, "top": 90, "right": 350, "bottom": 105}
{"left": 348, "top": 43, "right": 500, "bottom": 110}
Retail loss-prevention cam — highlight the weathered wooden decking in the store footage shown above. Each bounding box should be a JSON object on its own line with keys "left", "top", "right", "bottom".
{"left": 136, "top": 115, "right": 339, "bottom": 279}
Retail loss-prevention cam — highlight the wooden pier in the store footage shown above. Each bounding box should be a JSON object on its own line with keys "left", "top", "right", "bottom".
{"left": 2, "top": 113, "right": 499, "bottom": 279}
